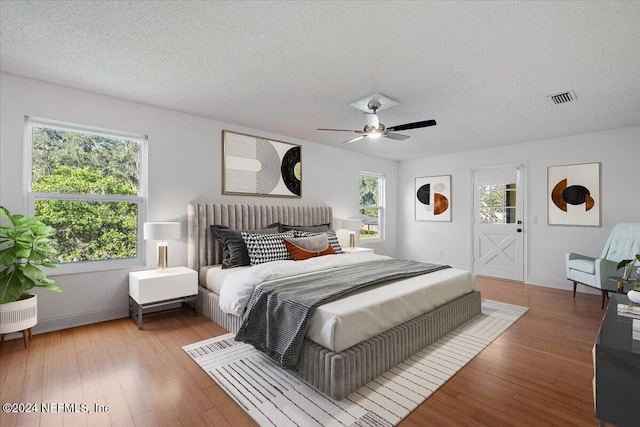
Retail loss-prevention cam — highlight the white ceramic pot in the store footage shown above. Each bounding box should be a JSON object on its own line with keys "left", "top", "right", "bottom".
{"left": 0, "top": 294, "right": 37, "bottom": 334}
{"left": 628, "top": 290, "right": 640, "bottom": 304}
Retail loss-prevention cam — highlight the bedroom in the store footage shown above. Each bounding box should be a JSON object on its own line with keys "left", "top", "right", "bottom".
{"left": 1, "top": 1, "right": 639, "bottom": 426}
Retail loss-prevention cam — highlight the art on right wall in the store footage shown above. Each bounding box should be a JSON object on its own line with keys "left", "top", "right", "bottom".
{"left": 415, "top": 175, "right": 451, "bottom": 221}
{"left": 547, "top": 162, "right": 600, "bottom": 226}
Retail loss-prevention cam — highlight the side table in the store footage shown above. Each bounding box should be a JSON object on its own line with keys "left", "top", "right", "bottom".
{"left": 608, "top": 276, "right": 640, "bottom": 294}
{"left": 129, "top": 266, "right": 198, "bottom": 329}
{"left": 342, "top": 247, "right": 374, "bottom": 254}
{"left": 593, "top": 293, "right": 640, "bottom": 427}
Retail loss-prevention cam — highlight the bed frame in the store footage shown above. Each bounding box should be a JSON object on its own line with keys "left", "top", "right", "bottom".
{"left": 187, "top": 203, "right": 481, "bottom": 400}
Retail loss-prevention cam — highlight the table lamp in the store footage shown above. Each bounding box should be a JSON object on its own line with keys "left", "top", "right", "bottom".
{"left": 339, "top": 218, "right": 362, "bottom": 248}
{"left": 143, "top": 222, "right": 181, "bottom": 271}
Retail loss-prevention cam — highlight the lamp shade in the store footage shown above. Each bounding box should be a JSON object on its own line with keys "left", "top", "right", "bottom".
{"left": 340, "top": 218, "right": 362, "bottom": 232}
{"left": 143, "top": 222, "right": 180, "bottom": 241}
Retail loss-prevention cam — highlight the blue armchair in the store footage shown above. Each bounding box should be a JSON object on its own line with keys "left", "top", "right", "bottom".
{"left": 567, "top": 223, "right": 640, "bottom": 308}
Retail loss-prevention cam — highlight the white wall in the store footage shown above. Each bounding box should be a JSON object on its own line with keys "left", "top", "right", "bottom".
{"left": 398, "top": 126, "right": 640, "bottom": 293}
{"left": 0, "top": 73, "right": 398, "bottom": 333}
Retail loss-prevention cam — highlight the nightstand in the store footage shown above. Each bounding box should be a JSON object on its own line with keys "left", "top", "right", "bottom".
{"left": 342, "top": 247, "right": 374, "bottom": 254}
{"left": 129, "top": 266, "right": 198, "bottom": 329}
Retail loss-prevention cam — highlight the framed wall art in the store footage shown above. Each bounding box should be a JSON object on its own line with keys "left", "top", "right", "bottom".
{"left": 223, "top": 130, "right": 301, "bottom": 198}
{"left": 415, "top": 175, "right": 451, "bottom": 221}
{"left": 547, "top": 162, "right": 600, "bottom": 226}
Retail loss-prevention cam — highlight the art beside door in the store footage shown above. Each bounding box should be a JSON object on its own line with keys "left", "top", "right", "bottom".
{"left": 547, "top": 162, "right": 600, "bottom": 226}
{"left": 415, "top": 175, "right": 451, "bottom": 221}
{"left": 473, "top": 165, "right": 525, "bottom": 282}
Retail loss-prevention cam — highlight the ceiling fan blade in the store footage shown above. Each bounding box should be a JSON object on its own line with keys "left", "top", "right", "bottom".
{"left": 386, "top": 120, "right": 436, "bottom": 132}
{"left": 343, "top": 135, "right": 366, "bottom": 144}
{"left": 317, "top": 128, "right": 362, "bottom": 132}
{"left": 383, "top": 133, "right": 410, "bottom": 141}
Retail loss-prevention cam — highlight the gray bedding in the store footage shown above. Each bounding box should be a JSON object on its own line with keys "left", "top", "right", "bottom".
{"left": 235, "top": 259, "right": 450, "bottom": 369}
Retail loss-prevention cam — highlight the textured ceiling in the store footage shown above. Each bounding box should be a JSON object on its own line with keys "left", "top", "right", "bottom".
{"left": 1, "top": 1, "right": 639, "bottom": 161}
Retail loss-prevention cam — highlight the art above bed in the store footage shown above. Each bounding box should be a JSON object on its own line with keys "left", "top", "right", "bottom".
{"left": 222, "top": 130, "right": 301, "bottom": 198}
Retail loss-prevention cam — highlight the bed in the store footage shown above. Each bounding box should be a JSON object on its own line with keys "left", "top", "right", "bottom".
{"left": 187, "top": 203, "right": 481, "bottom": 400}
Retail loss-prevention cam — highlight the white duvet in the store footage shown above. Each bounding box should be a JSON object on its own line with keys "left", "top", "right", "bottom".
{"left": 217, "top": 253, "right": 475, "bottom": 352}
{"left": 219, "top": 253, "right": 387, "bottom": 316}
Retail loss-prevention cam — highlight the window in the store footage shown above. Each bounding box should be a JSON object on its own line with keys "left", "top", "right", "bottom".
{"left": 359, "top": 172, "right": 384, "bottom": 241}
{"left": 25, "top": 116, "right": 147, "bottom": 274}
{"left": 478, "top": 183, "right": 517, "bottom": 224}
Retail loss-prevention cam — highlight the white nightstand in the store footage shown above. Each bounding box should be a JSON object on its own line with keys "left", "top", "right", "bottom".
{"left": 342, "top": 247, "right": 374, "bottom": 254}
{"left": 129, "top": 266, "right": 198, "bottom": 329}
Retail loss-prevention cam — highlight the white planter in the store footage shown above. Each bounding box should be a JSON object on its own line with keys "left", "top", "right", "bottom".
{"left": 0, "top": 294, "right": 37, "bottom": 334}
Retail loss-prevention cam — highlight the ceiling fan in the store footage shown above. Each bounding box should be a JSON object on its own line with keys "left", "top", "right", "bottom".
{"left": 317, "top": 100, "right": 436, "bottom": 144}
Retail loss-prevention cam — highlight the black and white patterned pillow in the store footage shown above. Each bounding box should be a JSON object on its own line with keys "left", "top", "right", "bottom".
{"left": 241, "top": 231, "right": 295, "bottom": 266}
{"left": 293, "top": 230, "right": 344, "bottom": 254}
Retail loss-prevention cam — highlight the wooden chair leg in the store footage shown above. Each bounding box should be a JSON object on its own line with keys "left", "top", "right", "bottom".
{"left": 601, "top": 291, "right": 607, "bottom": 309}
{"left": 22, "top": 329, "right": 29, "bottom": 348}
{"left": 28, "top": 328, "right": 32, "bottom": 341}
{"left": 573, "top": 281, "right": 577, "bottom": 297}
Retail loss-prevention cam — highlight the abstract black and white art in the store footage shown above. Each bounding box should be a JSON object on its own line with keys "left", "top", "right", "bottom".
{"left": 415, "top": 175, "right": 451, "bottom": 221}
{"left": 223, "top": 130, "right": 301, "bottom": 197}
{"left": 547, "top": 162, "right": 600, "bottom": 226}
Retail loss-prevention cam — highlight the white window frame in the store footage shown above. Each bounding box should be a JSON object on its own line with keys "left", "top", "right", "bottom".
{"left": 24, "top": 116, "right": 148, "bottom": 275}
{"left": 359, "top": 171, "right": 385, "bottom": 243}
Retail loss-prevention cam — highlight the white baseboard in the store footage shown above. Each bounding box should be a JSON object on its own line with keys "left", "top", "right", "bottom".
{"left": 1, "top": 305, "right": 129, "bottom": 342}
{"left": 525, "top": 276, "right": 601, "bottom": 295}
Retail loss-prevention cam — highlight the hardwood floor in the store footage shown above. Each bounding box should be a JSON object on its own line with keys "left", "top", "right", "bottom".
{"left": 0, "top": 278, "right": 609, "bottom": 426}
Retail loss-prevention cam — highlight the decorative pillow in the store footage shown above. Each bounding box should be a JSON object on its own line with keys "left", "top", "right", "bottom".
{"left": 241, "top": 231, "right": 295, "bottom": 266}
{"left": 285, "top": 234, "right": 330, "bottom": 251}
{"left": 269, "top": 222, "right": 331, "bottom": 233}
{"left": 210, "top": 225, "right": 279, "bottom": 269}
{"left": 283, "top": 237, "right": 336, "bottom": 261}
{"left": 293, "top": 230, "right": 344, "bottom": 254}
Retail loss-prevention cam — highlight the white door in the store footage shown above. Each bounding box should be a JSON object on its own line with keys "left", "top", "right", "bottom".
{"left": 472, "top": 165, "right": 524, "bottom": 281}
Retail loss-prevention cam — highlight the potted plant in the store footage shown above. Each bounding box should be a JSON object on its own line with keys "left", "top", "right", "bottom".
{"left": 0, "top": 206, "right": 61, "bottom": 347}
{"left": 618, "top": 254, "right": 640, "bottom": 303}
{"left": 617, "top": 254, "right": 640, "bottom": 281}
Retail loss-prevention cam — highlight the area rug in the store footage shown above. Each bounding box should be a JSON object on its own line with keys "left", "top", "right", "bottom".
{"left": 183, "top": 299, "right": 528, "bottom": 427}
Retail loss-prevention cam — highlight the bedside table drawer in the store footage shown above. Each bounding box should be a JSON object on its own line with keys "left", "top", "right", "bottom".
{"left": 129, "top": 266, "right": 197, "bottom": 304}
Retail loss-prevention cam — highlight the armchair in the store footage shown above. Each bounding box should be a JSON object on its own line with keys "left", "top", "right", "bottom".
{"left": 566, "top": 223, "right": 640, "bottom": 308}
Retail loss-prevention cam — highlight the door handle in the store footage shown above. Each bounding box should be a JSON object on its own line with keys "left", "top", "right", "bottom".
{"left": 517, "top": 228, "right": 523, "bottom": 233}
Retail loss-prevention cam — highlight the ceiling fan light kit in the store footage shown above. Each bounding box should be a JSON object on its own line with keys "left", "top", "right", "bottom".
{"left": 318, "top": 93, "right": 437, "bottom": 144}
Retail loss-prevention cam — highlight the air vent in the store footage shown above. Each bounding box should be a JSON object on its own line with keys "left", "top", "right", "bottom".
{"left": 548, "top": 90, "right": 577, "bottom": 105}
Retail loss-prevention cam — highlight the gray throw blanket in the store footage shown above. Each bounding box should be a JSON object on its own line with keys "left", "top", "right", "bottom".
{"left": 235, "top": 259, "right": 450, "bottom": 369}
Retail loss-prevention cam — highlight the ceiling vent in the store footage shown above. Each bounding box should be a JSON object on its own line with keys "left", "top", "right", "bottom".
{"left": 548, "top": 90, "right": 577, "bottom": 105}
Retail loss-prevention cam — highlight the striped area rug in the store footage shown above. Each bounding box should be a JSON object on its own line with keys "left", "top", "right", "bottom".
{"left": 183, "top": 299, "right": 528, "bottom": 427}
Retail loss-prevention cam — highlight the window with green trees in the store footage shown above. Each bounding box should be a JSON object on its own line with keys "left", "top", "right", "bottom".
{"left": 478, "top": 183, "right": 517, "bottom": 224}
{"left": 359, "top": 172, "right": 384, "bottom": 240}
{"left": 26, "top": 117, "right": 146, "bottom": 273}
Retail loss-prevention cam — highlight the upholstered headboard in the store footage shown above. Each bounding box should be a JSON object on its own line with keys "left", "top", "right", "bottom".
{"left": 187, "top": 203, "right": 333, "bottom": 272}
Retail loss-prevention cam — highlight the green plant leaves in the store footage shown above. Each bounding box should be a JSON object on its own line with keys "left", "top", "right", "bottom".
{"left": 0, "top": 270, "right": 23, "bottom": 304}
{"left": 617, "top": 254, "right": 640, "bottom": 271}
{"left": 0, "top": 205, "right": 60, "bottom": 303}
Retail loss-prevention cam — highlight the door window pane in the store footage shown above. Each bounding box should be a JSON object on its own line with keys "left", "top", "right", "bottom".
{"left": 478, "top": 183, "right": 517, "bottom": 224}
